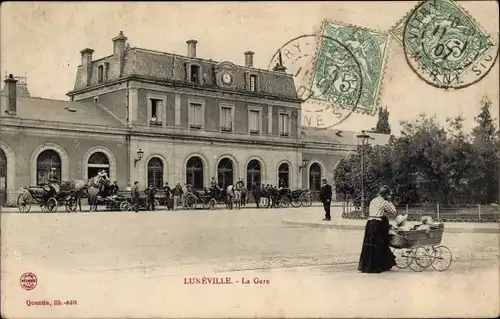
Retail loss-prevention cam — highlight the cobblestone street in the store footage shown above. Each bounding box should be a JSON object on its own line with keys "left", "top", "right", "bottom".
{"left": 2, "top": 207, "right": 499, "bottom": 318}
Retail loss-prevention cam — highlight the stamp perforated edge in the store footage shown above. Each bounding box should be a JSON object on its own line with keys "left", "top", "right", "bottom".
{"left": 389, "top": 0, "right": 498, "bottom": 87}
{"left": 307, "top": 19, "right": 391, "bottom": 116}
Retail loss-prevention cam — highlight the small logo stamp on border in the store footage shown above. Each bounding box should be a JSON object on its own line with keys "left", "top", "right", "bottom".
{"left": 20, "top": 272, "right": 38, "bottom": 291}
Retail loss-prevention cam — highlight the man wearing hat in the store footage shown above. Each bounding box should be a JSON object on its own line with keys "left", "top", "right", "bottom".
{"left": 47, "top": 168, "right": 60, "bottom": 196}
{"left": 319, "top": 178, "right": 333, "bottom": 221}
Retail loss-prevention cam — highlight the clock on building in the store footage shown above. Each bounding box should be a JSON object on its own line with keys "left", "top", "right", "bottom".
{"left": 222, "top": 72, "right": 232, "bottom": 84}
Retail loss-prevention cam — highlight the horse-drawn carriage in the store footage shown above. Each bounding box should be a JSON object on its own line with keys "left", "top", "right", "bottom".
{"left": 17, "top": 182, "right": 81, "bottom": 213}
{"left": 258, "top": 188, "right": 313, "bottom": 208}
{"left": 110, "top": 193, "right": 161, "bottom": 211}
{"left": 185, "top": 189, "right": 217, "bottom": 210}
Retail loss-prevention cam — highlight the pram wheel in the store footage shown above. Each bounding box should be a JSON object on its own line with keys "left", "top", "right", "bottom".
{"left": 392, "top": 248, "right": 412, "bottom": 269}
{"left": 431, "top": 245, "right": 453, "bottom": 272}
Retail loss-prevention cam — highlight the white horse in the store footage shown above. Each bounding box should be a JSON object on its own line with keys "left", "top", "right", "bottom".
{"left": 226, "top": 185, "right": 242, "bottom": 210}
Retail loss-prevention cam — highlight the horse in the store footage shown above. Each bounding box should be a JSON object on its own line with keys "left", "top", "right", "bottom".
{"left": 240, "top": 185, "right": 248, "bottom": 206}
{"left": 226, "top": 185, "right": 241, "bottom": 210}
{"left": 47, "top": 180, "right": 88, "bottom": 212}
{"left": 86, "top": 176, "right": 109, "bottom": 212}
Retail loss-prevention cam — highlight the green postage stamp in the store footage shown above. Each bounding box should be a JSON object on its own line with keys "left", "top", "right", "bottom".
{"left": 390, "top": 0, "right": 499, "bottom": 89}
{"left": 309, "top": 20, "right": 390, "bottom": 115}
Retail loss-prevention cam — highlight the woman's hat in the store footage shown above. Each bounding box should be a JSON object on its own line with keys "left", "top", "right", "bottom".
{"left": 322, "top": 178, "right": 327, "bottom": 183}
{"left": 395, "top": 214, "right": 408, "bottom": 226}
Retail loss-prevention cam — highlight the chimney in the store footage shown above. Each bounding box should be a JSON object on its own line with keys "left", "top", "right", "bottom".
{"left": 186, "top": 39, "right": 198, "bottom": 58}
{"left": 244, "top": 51, "right": 254, "bottom": 67}
{"left": 272, "top": 51, "right": 287, "bottom": 73}
{"left": 4, "top": 74, "right": 18, "bottom": 115}
{"left": 112, "top": 31, "right": 128, "bottom": 76}
{"left": 80, "top": 48, "right": 94, "bottom": 86}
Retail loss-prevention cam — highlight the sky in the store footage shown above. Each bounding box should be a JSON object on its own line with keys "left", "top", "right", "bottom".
{"left": 1, "top": 1, "right": 499, "bottom": 134}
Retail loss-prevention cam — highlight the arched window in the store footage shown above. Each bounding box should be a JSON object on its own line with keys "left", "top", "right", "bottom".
{"left": 186, "top": 156, "right": 204, "bottom": 190}
{"left": 217, "top": 158, "right": 234, "bottom": 188}
{"left": 87, "top": 152, "right": 110, "bottom": 179}
{"left": 309, "top": 163, "right": 322, "bottom": 200}
{"left": 97, "top": 65, "right": 104, "bottom": 83}
{"left": 37, "top": 150, "right": 61, "bottom": 185}
{"left": 0, "top": 149, "right": 6, "bottom": 206}
{"left": 278, "top": 163, "right": 290, "bottom": 188}
{"left": 246, "top": 160, "right": 261, "bottom": 190}
{"left": 147, "top": 157, "right": 163, "bottom": 189}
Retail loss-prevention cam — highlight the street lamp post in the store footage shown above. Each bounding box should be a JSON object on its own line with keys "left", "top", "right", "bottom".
{"left": 356, "top": 131, "right": 371, "bottom": 216}
{"left": 134, "top": 149, "right": 144, "bottom": 167}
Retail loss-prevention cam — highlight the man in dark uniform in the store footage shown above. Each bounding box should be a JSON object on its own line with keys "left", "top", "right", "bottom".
{"left": 320, "top": 178, "right": 333, "bottom": 221}
{"left": 131, "top": 181, "right": 140, "bottom": 213}
{"left": 145, "top": 184, "right": 157, "bottom": 211}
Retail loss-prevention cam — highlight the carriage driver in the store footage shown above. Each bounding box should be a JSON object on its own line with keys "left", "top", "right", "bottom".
{"left": 47, "top": 168, "right": 60, "bottom": 195}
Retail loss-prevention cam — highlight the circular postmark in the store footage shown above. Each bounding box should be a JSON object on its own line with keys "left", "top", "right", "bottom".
{"left": 20, "top": 272, "right": 38, "bottom": 291}
{"left": 402, "top": 0, "right": 499, "bottom": 90}
{"left": 268, "top": 34, "right": 363, "bottom": 129}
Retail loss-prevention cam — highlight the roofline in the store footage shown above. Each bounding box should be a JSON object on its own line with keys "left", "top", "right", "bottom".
{"left": 66, "top": 75, "right": 304, "bottom": 104}
{"left": 130, "top": 47, "right": 296, "bottom": 77}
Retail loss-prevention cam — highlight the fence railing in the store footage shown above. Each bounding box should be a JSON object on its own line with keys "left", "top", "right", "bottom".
{"left": 341, "top": 202, "right": 500, "bottom": 223}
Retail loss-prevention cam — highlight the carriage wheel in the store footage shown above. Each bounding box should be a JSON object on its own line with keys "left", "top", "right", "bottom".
{"left": 204, "top": 198, "right": 216, "bottom": 210}
{"left": 431, "top": 245, "right": 453, "bottom": 272}
{"left": 409, "top": 247, "right": 433, "bottom": 271}
{"left": 186, "top": 194, "right": 197, "bottom": 210}
{"left": 65, "top": 196, "right": 77, "bottom": 213}
{"left": 280, "top": 197, "right": 291, "bottom": 208}
{"left": 120, "top": 201, "right": 130, "bottom": 211}
{"left": 392, "top": 248, "right": 412, "bottom": 269}
{"left": 291, "top": 198, "right": 301, "bottom": 208}
{"left": 46, "top": 197, "right": 58, "bottom": 213}
{"left": 301, "top": 194, "right": 312, "bottom": 207}
{"left": 17, "top": 193, "right": 32, "bottom": 213}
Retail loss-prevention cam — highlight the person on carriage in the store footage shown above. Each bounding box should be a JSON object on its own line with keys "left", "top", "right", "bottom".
{"left": 278, "top": 178, "right": 287, "bottom": 190}
{"left": 47, "top": 168, "right": 60, "bottom": 195}
{"left": 109, "top": 181, "right": 120, "bottom": 196}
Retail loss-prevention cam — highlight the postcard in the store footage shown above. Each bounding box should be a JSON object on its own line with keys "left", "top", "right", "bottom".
{"left": 1, "top": 1, "right": 499, "bottom": 318}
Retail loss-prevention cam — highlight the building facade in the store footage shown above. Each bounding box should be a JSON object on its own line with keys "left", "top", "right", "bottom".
{"left": 0, "top": 32, "right": 390, "bottom": 206}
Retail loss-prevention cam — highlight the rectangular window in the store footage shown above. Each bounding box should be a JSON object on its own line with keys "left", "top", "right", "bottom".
{"left": 249, "top": 110, "right": 260, "bottom": 134}
{"left": 97, "top": 65, "right": 104, "bottom": 83}
{"left": 250, "top": 75, "right": 257, "bottom": 92}
{"left": 189, "top": 103, "right": 203, "bottom": 129}
{"left": 190, "top": 65, "right": 200, "bottom": 84}
{"left": 150, "top": 99, "right": 163, "bottom": 125}
{"left": 279, "top": 113, "right": 290, "bottom": 136}
{"left": 220, "top": 106, "right": 233, "bottom": 132}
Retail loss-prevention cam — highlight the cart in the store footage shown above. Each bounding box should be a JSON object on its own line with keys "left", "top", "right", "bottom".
{"left": 17, "top": 186, "right": 78, "bottom": 213}
{"left": 185, "top": 190, "right": 217, "bottom": 210}
{"left": 389, "top": 223, "right": 453, "bottom": 272}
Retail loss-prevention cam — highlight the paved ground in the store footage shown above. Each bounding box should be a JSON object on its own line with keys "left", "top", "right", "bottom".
{"left": 1, "top": 207, "right": 499, "bottom": 318}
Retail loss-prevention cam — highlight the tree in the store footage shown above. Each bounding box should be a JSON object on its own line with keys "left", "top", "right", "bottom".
{"left": 469, "top": 95, "right": 499, "bottom": 203}
{"left": 334, "top": 97, "right": 500, "bottom": 206}
{"left": 375, "top": 106, "right": 391, "bottom": 134}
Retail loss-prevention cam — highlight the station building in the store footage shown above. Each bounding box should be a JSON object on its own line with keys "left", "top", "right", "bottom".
{"left": 0, "top": 31, "right": 390, "bottom": 206}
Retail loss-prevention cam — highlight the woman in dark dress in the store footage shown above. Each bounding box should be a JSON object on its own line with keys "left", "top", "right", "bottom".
{"left": 358, "top": 185, "right": 397, "bottom": 273}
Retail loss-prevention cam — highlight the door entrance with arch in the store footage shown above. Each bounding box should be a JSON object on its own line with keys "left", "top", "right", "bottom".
{"left": 87, "top": 152, "right": 110, "bottom": 180}
{"left": 217, "top": 158, "right": 234, "bottom": 188}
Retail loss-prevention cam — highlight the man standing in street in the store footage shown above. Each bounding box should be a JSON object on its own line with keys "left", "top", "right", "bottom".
{"left": 320, "top": 178, "right": 333, "bottom": 221}
{"left": 131, "top": 181, "right": 140, "bottom": 213}
{"left": 173, "top": 183, "right": 183, "bottom": 211}
{"left": 145, "top": 184, "right": 157, "bottom": 211}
